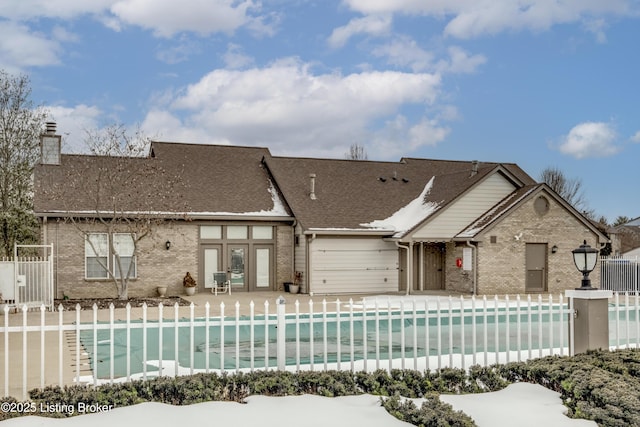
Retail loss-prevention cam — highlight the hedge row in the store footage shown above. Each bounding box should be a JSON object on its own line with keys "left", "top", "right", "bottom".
{"left": 0, "top": 367, "right": 508, "bottom": 425}
{"left": 3, "top": 349, "right": 640, "bottom": 426}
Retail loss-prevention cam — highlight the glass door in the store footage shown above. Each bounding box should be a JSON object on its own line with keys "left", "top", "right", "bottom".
{"left": 254, "top": 245, "right": 273, "bottom": 290}
{"left": 228, "top": 245, "right": 248, "bottom": 291}
{"left": 202, "top": 245, "right": 222, "bottom": 291}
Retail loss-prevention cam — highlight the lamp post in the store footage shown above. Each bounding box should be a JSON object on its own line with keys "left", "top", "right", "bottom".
{"left": 572, "top": 240, "right": 599, "bottom": 290}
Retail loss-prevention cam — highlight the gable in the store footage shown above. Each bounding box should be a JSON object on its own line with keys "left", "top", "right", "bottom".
{"left": 455, "top": 184, "right": 609, "bottom": 243}
{"left": 410, "top": 172, "right": 517, "bottom": 240}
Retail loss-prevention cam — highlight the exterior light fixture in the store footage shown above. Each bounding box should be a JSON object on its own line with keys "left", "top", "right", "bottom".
{"left": 572, "top": 240, "right": 599, "bottom": 290}
{"left": 165, "top": 240, "right": 171, "bottom": 250}
{"left": 551, "top": 245, "right": 558, "bottom": 254}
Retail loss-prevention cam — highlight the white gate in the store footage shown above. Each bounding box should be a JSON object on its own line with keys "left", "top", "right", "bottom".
{"left": 0, "top": 244, "right": 54, "bottom": 310}
{"left": 601, "top": 256, "right": 640, "bottom": 293}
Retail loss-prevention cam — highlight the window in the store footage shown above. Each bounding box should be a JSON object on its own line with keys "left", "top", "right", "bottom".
{"left": 85, "top": 233, "right": 108, "bottom": 279}
{"left": 113, "top": 233, "right": 136, "bottom": 279}
{"left": 227, "top": 225, "right": 248, "bottom": 239}
{"left": 252, "top": 226, "right": 273, "bottom": 239}
{"left": 200, "top": 225, "right": 222, "bottom": 239}
{"left": 85, "top": 233, "right": 137, "bottom": 280}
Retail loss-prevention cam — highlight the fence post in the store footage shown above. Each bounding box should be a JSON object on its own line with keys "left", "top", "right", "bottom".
{"left": 276, "top": 295, "right": 286, "bottom": 370}
{"left": 566, "top": 290, "right": 612, "bottom": 354}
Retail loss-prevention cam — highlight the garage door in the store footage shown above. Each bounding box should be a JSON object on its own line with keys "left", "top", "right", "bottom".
{"left": 310, "top": 238, "right": 399, "bottom": 294}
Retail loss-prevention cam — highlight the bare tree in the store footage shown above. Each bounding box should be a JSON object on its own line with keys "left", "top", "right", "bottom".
{"left": 0, "top": 71, "right": 47, "bottom": 256}
{"left": 41, "top": 124, "right": 187, "bottom": 299}
{"left": 539, "top": 166, "right": 589, "bottom": 213}
{"left": 345, "top": 143, "right": 368, "bottom": 160}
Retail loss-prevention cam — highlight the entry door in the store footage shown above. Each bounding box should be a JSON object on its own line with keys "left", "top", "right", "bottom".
{"left": 228, "top": 245, "right": 248, "bottom": 291}
{"left": 526, "top": 243, "right": 547, "bottom": 292}
{"left": 202, "top": 245, "right": 222, "bottom": 290}
{"left": 423, "top": 244, "right": 444, "bottom": 290}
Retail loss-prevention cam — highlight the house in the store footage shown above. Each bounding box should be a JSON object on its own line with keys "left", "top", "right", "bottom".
{"left": 611, "top": 217, "right": 640, "bottom": 257}
{"left": 33, "top": 128, "right": 608, "bottom": 298}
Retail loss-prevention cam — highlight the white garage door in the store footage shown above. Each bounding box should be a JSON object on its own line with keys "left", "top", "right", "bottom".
{"left": 310, "top": 238, "right": 399, "bottom": 294}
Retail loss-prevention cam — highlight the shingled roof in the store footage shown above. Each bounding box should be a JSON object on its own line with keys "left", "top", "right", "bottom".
{"left": 264, "top": 155, "right": 535, "bottom": 233}
{"left": 33, "top": 142, "right": 291, "bottom": 219}
{"left": 34, "top": 141, "right": 538, "bottom": 233}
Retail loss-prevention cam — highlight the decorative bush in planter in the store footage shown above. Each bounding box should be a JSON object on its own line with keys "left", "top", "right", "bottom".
{"left": 183, "top": 272, "right": 197, "bottom": 296}
{"left": 289, "top": 271, "right": 303, "bottom": 294}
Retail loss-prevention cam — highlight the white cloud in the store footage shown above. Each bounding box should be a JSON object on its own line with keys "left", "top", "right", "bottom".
{"left": 47, "top": 104, "right": 103, "bottom": 153}
{"left": 558, "top": 122, "right": 619, "bottom": 159}
{"left": 328, "top": 14, "right": 392, "bottom": 48}
{"left": 370, "top": 114, "right": 449, "bottom": 158}
{"left": 631, "top": 131, "right": 640, "bottom": 143}
{"left": 110, "top": 0, "right": 261, "bottom": 38}
{"left": 222, "top": 43, "right": 254, "bottom": 69}
{"left": 342, "top": 0, "right": 632, "bottom": 39}
{"left": 371, "top": 35, "right": 433, "bottom": 72}
{"left": 141, "top": 58, "right": 443, "bottom": 158}
{"left": 0, "top": 21, "right": 62, "bottom": 71}
{"left": 371, "top": 37, "right": 485, "bottom": 75}
{"left": 0, "top": 0, "right": 116, "bottom": 20}
{"left": 436, "top": 46, "right": 486, "bottom": 74}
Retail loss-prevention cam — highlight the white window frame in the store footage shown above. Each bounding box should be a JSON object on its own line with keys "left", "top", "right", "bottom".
{"left": 113, "top": 233, "right": 137, "bottom": 279}
{"left": 85, "top": 233, "right": 109, "bottom": 279}
{"left": 85, "top": 233, "right": 138, "bottom": 280}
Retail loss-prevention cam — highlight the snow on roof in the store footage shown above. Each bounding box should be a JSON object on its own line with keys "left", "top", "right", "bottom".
{"left": 360, "top": 177, "right": 440, "bottom": 237}
{"left": 46, "top": 180, "right": 291, "bottom": 218}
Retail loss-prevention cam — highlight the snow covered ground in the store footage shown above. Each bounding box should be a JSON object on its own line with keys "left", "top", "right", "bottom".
{"left": 0, "top": 382, "right": 595, "bottom": 427}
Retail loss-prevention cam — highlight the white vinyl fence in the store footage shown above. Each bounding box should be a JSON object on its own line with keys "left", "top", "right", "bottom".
{"left": 601, "top": 256, "right": 640, "bottom": 293}
{"left": 0, "top": 294, "right": 579, "bottom": 400}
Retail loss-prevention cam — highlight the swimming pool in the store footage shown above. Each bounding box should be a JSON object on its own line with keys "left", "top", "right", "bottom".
{"left": 79, "top": 300, "right": 571, "bottom": 379}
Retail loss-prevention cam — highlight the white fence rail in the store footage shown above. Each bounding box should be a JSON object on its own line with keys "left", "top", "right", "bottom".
{"left": 601, "top": 256, "right": 640, "bottom": 293}
{"left": 0, "top": 294, "right": 576, "bottom": 400}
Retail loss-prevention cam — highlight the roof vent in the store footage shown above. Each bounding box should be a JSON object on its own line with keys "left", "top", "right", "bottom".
{"left": 309, "top": 173, "right": 317, "bottom": 200}
{"left": 379, "top": 177, "right": 387, "bottom": 182}
{"left": 402, "top": 178, "right": 409, "bottom": 183}
{"left": 470, "top": 160, "right": 479, "bottom": 177}
{"left": 392, "top": 171, "right": 398, "bottom": 180}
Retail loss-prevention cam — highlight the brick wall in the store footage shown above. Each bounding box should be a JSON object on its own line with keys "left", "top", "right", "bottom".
{"left": 276, "top": 225, "right": 294, "bottom": 291}
{"left": 444, "top": 242, "right": 474, "bottom": 293}
{"left": 44, "top": 220, "right": 198, "bottom": 299}
{"left": 476, "top": 191, "right": 602, "bottom": 295}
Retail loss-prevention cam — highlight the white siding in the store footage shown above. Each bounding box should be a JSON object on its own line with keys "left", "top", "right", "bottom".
{"left": 310, "top": 238, "right": 398, "bottom": 294}
{"left": 413, "top": 173, "right": 516, "bottom": 240}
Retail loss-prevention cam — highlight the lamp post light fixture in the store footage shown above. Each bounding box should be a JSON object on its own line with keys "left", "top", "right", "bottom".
{"left": 572, "top": 240, "right": 599, "bottom": 290}
{"left": 165, "top": 240, "right": 171, "bottom": 251}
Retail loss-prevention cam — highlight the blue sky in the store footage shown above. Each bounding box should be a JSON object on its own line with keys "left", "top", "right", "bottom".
{"left": 2, "top": 0, "right": 639, "bottom": 223}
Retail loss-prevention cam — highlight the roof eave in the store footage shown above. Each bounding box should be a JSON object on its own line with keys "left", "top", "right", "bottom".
{"left": 305, "top": 228, "right": 395, "bottom": 236}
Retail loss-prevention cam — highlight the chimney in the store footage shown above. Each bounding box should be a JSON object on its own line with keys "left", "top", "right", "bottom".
{"left": 470, "top": 160, "right": 479, "bottom": 177}
{"left": 309, "top": 173, "right": 317, "bottom": 200}
{"left": 45, "top": 121, "right": 57, "bottom": 135}
{"left": 40, "top": 122, "right": 61, "bottom": 165}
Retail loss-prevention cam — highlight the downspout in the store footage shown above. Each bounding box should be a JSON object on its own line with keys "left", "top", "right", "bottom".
{"left": 466, "top": 240, "right": 477, "bottom": 295}
{"left": 395, "top": 241, "right": 411, "bottom": 295}
{"left": 306, "top": 232, "right": 316, "bottom": 295}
